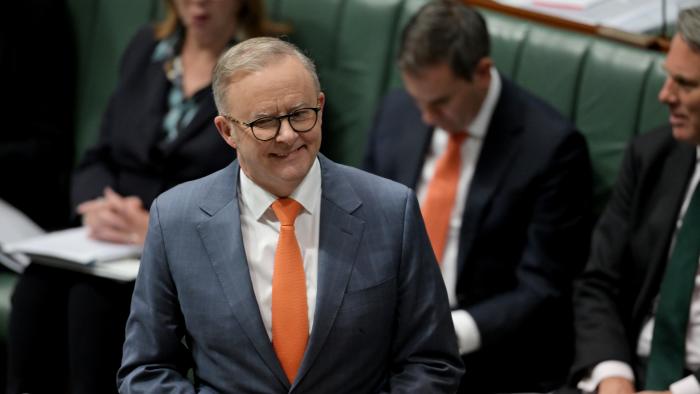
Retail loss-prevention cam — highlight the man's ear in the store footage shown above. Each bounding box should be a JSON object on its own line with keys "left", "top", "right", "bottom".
{"left": 317, "top": 91, "right": 326, "bottom": 110}
{"left": 214, "top": 115, "right": 237, "bottom": 149}
{"left": 474, "top": 57, "right": 493, "bottom": 88}
{"left": 475, "top": 57, "right": 492, "bottom": 77}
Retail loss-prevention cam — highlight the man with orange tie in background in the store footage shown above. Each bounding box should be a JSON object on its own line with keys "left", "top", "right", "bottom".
{"left": 118, "top": 37, "right": 463, "bottom": 393}
{"left": 363, "top": 1, "right": 592, "bottom": 392}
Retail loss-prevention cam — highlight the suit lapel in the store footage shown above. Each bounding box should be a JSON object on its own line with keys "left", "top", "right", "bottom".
{"left": 293, "top": 155, "right": 364, "bottom": 388}
{"left": 456, "top": 80, "right": 524, "bottom": 276}
{"left": 161, "top": 91, "right": 218, "bottom": 156}
{"left": 195, "top": 162, "right": 288, "bottom": 388}
{"left": 133, "top": 60, "right": 170, "bottom": 159}
{"left": 634, "top": 137, "right": 697, "bottom": 320}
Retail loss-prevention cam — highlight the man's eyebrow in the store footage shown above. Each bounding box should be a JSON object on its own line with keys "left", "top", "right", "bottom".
{"left": 663, "top": 65, "right": 700, "bottom": 87}
{"left": 674, "top": 75, "right": 700, "bottom": 87}
{"left": 427, "top": 94, "right": 451, "bottom": 107}
{"left": 250, "top": 102, "right": 311, "bottom": 118}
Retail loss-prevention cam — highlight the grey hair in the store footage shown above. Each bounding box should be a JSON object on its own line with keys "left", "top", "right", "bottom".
{"left": 678, "top": 6, "right": 700, "bottom": 52}
{"left": 212, "top": 37, "right": 321, "bottom": 114}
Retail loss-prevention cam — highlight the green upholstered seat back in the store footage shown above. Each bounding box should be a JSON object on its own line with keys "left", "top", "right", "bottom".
{"left": 63, "top": 1, "right": 670, "bottom": 207}
{"left": 514, "top": 25, "right": 591, "bottom": 118}
{"left": 67, "top": 0, "right": 162, "bottom": 161}
{"left": 638, "top": 57, "right": 669, "bottom": 134}
{"left": 0, "top": 273, "right": 17, "bottom": 340}
{"left": 575, "top": 41, "right": 662, "bottom": 212}
{"left": 482, "top": 9, "right": 668, "bottom": 214}
{"left": 0, "top": 0, "right": 671, "bottom": 347}
{"left": 270, "top": 0, "right": 430, "bottom": 166}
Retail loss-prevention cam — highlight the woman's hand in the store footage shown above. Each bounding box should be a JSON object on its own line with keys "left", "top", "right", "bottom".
{"left": 77, "top": 187, "right": 149, "bottom": 245}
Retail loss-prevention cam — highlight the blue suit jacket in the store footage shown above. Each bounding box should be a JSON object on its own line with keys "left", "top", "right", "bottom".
{"left": 363, "top": 78, "right": 593, "bottom": 392}
{"left": 118, "top": 155, "right": 463, "bottom": 393}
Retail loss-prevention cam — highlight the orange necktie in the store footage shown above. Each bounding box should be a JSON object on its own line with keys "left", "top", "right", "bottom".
{"left": 421, "top": 131, "right": 468, "bottom": 263}
{"left": 270, "top": 198, "right": 308, "bottom": 384}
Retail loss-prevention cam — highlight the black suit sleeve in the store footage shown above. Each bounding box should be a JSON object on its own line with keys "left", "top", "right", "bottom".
{"left": 70, "top": 26, "right": 156, "bottom": 211}
{"left": 468, "top": 130, "right": 592, "bottom": 346}
{"left": 570, "top": 140, "right": 639, "bottom": 383}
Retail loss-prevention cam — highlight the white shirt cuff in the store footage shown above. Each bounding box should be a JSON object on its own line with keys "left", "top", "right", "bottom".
{"left": 670, "top": 374, "right": 700, "bottom": 394}
{"left": 451, "top": 309, "right": 480, "bottom": 355}
{"left": 577, "top": 360, "right": 635, "bottom": 393}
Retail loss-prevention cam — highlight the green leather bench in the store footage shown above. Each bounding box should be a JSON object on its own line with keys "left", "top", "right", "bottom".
{"left": 266, "top": 0, "right": 428, "bottom": 166}
{"left": 67, "top": 0, "right": 164, "bottom": 158}
{"left": 0, "top": 0, "right": 670, "bottom": 353}
{"left": 482, "top": 10, "right": 668, "bottom": 213}
{"left": 0, "top": 0, "right": 164, "bottom": 363}
{"left": 266, "top": 0, "right": 668, "bottom": 214}
{"left": 62, "top": 0, "right": 670, "bottom": 213}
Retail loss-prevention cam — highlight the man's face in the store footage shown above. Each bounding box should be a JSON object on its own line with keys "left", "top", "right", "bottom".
{"left": 214, "top": 55, "right": 324, "bottom": 197}
{"left": 401, "top": 59, "right": 491, "bottom": 133}
{"left": 659, "top": 34, "right": 700, "bottom": 145}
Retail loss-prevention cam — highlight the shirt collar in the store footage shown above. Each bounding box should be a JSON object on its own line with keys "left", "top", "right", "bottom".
{"left": 239, "top": 158, "right": 322, "bottom": 220}
{"left": 152, "top": 28, "right": 183, "bottom": 63}
{"left": 465, "top": 67, "right": 501, "bottom": 139}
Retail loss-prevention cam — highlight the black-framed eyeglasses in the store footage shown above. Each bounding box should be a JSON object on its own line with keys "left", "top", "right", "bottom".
{"left": 222, "top": 106, "right": 321, "bottom": 142}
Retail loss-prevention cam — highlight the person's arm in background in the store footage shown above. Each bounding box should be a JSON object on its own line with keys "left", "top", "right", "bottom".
{"left": 70, "top": 28, "right": 155, "bottom": 243}
{"left": 571, "top": 139, "right": 640, "bottom": 394}
{"left": 466, "top": 130, "right": 592, "bottom": 353}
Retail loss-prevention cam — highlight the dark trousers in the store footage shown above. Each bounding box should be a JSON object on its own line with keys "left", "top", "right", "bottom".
{"left": 6, "top": 264, "right": 134, "bottom": 394}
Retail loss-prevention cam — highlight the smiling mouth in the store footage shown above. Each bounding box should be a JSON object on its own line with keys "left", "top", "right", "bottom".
{"left": 271, "top": 145, "right": 305, "bottom": 158}
{"left": 670, "top": 112, "right": 687, "bottom": 124}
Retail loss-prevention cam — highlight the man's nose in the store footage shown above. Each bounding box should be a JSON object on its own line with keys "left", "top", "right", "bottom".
{"left": 276, "top": 118, "right": 298, "bottom": 143}
{"left": 658, "top": 76, "right": 678, "bottom": 105}
{"left": 421, "top": 108, "right": 437, "bottom": 126}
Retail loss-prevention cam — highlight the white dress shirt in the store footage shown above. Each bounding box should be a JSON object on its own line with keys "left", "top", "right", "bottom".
{"left": 238, "top": 158, "right": 322, "bottom": 340}
{"left": 580, "top": 147, "right": 700, "bottom": 394}
{"left": 415, "top": 68, "right": 501, "bottom": 354}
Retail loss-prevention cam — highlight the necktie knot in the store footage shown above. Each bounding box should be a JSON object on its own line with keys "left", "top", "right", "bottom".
{"left": 271, "top": 198, "right": 302, "bottom": 227}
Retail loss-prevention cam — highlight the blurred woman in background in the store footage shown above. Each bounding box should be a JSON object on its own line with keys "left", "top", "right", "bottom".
{"left": 7, "top": 1, "right": 288, "bottom": 393}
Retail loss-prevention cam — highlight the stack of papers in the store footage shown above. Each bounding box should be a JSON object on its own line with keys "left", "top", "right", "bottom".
{"left": 532, "top": 0, "right": 606, "bottom": 10}
{"left": 3, "top": 227, "right": 141, "bottom": 266}
{"left": 0, "top": 204, "right": 142, "bottom": 282}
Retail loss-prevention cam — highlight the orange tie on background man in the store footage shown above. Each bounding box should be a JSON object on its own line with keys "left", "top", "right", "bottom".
{"left": 270, "top": 198, "right": 308, "bottom": 384}
{"left": 421, "top": 131, "right": 468, "bottom": 263}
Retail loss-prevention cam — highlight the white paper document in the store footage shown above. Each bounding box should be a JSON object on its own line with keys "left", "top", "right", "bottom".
{"left": 0, "top": 199, "right": 45, "bottom": 244}
{"left": 0, "top": 200, "right": 142, "bottom": 281}
{"left": 3, "top": 227, "right": 141, "bottom": 265}
{"left": 0, "top": 199, "right": 46, "bottom": 272}
{"left": 531, "top": 0, "right": 606, "bottom": 10}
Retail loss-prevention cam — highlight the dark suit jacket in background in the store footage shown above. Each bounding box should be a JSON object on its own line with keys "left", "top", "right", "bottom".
{"left": 363, "top": 77, "right": 593, "bottom": 393}
{"left": 71, "top": 26, "right": 232, "bottom": 212}
{"left": 118, "top": 155, "right": 464, "bottom": 393}
{"left": 6, "top": 25, "right": 233, "bottom": 394}
{"left": 570, "top": 126, "right": 699, "bottom": 389}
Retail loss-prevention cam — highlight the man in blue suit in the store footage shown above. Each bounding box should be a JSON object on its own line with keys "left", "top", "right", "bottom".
{"left": 363, "top": 1, "right": 592, "bottom": 392}
{"left": 118, "top": 37, "right": 463, "bottom": 393}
